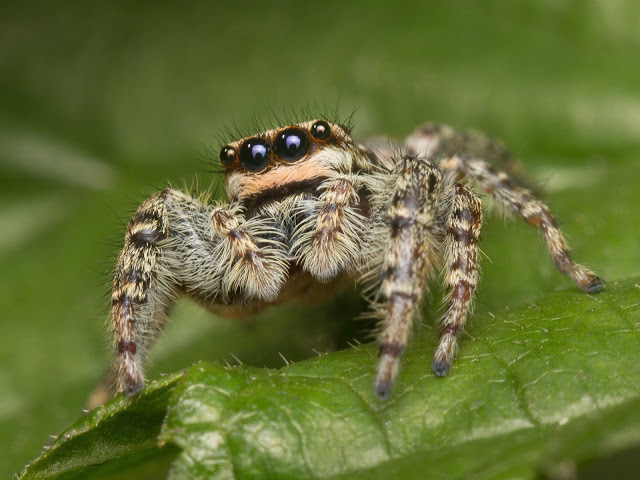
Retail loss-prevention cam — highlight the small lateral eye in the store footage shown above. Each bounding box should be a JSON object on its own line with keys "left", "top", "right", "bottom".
{"left": 219, "top": 146, "right": 236, "bottom": 166}
{"left": 310, "top": 120, "right": 331, "bottom": 141}
{"left": 273, "top": 127, "right": 309, "bottom": 162}
{"left": 239, "top": 137, "right": 271, "bottom": 172}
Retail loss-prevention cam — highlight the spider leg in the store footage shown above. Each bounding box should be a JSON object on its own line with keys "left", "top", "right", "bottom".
{"left": 433, "top": 184, "right": 483, "bottom": 376}
{"left": 375, "top": 157, "right": 442, "bottom": 399}
{"left": 445, "top": 155, "right": 603, "bottom": 292}
{"left": 293, "top": 175, "right": 366, "bottom": 281}
{"left": 405, "top": 123, "right": 528, "bottom": 186}
{"left": 109, "top": 188, "right": 287, "bottom": 397}
{"left": 406, "top": 124, "right": 604, "bottom": 293}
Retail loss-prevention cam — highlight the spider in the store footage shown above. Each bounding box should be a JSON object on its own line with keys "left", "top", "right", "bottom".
{"left": 105, "top": 118, "right": 605, "bottom": 402}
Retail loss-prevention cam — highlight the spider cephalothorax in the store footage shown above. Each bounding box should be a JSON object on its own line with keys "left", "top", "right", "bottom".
{"left": 103, "top": 118, "right": 604, "bottom": 404}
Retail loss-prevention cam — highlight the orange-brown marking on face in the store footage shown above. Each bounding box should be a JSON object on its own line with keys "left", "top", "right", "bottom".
{"left": 227, "top": 159, "right": 336, "bottom": 202}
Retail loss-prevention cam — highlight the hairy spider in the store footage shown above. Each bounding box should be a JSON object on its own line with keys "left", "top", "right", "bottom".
{"left": 105, "top": 119, "right": 604, "bottom": 402}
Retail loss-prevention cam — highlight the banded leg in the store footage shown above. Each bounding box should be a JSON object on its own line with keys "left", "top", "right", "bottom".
{"left": 110, "top": 188, "right": 287, "bottom": 397}
{"left": 375, "top": 157, "right": 442, "bottom": 399}
{"left": 406, "top": 124, "right": 604, "bottom": 293}
{"left": 443, "top": 155, "right": 604, "bottom": 292}
{"left": 293, "top": 175, "right": 366, "bottom": 281}
{"left": 110, "top": 190, "right": 173, "bottom": 396}
{"left": 405, "top": 123, "right": 527, "bottom": 185}
{"left": 432, "top": 184, "right": 483, "bottom": 376}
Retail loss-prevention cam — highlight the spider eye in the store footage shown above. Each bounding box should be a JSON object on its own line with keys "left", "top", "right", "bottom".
{"left": 273, "top": 127, "right": 309, "bottom": 162}
{"left": 310, "top": 120, "right": 331, "bottom": 141}
{"left": 219, "top": 146, "right": 236, "bottom": 166}
{"left": 239, "top": 138, "right": 271, "bottom": 172}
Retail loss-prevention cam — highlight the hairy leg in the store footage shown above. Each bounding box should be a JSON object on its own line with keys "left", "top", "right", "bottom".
{"left": 444, "top": 155, "right": 603, "bottom": 292}
{"left": 375, "top": 156, "right": 442, "bottom": 399}
{"left": 109, "top": 188, "right": 288, "bottom": 397}
{"left": 432, "top": 184, "right": 483, "bottom": 376}
{"left": 405, "top": 123, "right": 528, "bottom": 186}
{"left": 406, "top": 124, "right": 604, "bottom": 293}
{"left": 110, "top": 190, "right": 174, "bottom": 396}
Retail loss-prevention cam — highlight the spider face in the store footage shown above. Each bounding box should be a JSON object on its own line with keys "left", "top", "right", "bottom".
{"left": 220, "top": 120, "right": 362, "bottom": 204}
{"left": 97, "top": 118, "right": 604, "bottom": 407}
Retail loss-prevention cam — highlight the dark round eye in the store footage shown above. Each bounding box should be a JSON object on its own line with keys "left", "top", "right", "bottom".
{"left": 310, "top": 120, "right": 331, "bottom": 141}
{"left": 219, "top": 146, "right": 236, "bottom": 166}
{"left": 239, "top": 138, "right": 271, "bottom": 172}
{"left": 273, "top": 128, "right": 309, "bottom": 162}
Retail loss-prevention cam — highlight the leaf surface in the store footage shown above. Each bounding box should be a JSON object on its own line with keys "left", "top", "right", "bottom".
{"left": 18, "top": 280, "right": 640, "bottom": 479}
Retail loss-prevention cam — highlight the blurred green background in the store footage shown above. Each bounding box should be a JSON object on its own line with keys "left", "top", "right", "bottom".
{"left": 1, "top": 1, "right": 639, "bottom": 478}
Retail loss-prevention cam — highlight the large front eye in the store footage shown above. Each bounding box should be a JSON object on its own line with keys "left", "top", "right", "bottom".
{"left": 239, "top": 138, "right": 271, "bottom": 172}
{"left": 273, "top": 127, "right": 309, "bottom": 162}
{"left": 310, "top": 120, "right": 331, "bottom": 141}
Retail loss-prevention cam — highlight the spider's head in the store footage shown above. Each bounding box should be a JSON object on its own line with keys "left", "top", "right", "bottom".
{"left": 219, "top": 120, "right": 366, "bottom": 204}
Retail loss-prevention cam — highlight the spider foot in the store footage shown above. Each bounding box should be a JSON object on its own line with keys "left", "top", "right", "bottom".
{"left": 375, "top": 348, "right": 402, "bottom": 399}
{"left": 584, "top": 276, "right": 606, "bottom": 294}
{"left": 431, "top": 358, "right": 450, "bottom": 377}
{"left": 117, "top": 352, "right": 145, "bottom": 397}
{"left": 432, "top": 330, "right": 457, "bottom": 378}
{"left": 125, "top": 379, "right": 144, "bottom": 397}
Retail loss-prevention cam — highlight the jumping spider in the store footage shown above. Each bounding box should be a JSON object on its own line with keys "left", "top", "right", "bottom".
{"left": 107, "top": 119, "right": 604, "bottom": 401}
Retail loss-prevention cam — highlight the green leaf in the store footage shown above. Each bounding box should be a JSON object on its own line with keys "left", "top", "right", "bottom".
{"left": 16, "top": 372, "right": 182, "bottom": 480}
{"left": 18, "top": 279, "right": 640, "bottom": 479}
